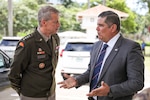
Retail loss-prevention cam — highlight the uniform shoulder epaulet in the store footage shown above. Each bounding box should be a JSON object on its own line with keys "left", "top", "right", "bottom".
{"left": 18, "top": 34, "right": 33, "bottom": 47}
{"left": 21, "top": 34, "right": 33, "bottom": 41}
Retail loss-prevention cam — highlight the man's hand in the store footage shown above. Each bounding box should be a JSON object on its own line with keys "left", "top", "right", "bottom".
{"left": 86, "top": 81, "right": 110, "bottom": 97}
{"left": 57, "top": 76, "right": 77, "bottom": 89}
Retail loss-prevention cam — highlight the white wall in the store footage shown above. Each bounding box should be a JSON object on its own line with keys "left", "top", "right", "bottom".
{"left": 80, "top": 16, "right": 98, "bottom": 39}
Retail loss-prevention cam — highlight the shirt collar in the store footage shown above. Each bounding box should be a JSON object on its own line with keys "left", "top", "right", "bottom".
{"left": 103, "top": 33, "right": 120, "bottom": 48}
{"left": 37, "top": 27, "right": 51, "bottom": 42}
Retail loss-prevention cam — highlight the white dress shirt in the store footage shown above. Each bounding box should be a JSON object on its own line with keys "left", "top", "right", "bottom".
{"left": 93, "top": 33, "right": 120, "bottom": 100}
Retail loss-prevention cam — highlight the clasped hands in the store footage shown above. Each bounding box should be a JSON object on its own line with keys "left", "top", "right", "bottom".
{"left": 57, "top": 73, "right": 110, "bottom": 97}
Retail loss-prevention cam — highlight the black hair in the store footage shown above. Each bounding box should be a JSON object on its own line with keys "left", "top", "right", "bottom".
{"left": 98, "top": 11, "right": 120, "bottom": 31}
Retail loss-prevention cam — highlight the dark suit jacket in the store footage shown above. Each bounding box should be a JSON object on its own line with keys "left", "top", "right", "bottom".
{"left": 76, "top": 35, "right": 144, "bottom": 100}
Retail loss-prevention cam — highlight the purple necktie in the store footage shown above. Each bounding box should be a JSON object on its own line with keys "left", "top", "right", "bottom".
{"left": 90, "top": 44, "right": 108, "bottom": 91}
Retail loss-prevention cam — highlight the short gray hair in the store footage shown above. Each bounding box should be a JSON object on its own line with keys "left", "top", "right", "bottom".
{"left": 38, "top": 5, "right": 59, "bottom": 26}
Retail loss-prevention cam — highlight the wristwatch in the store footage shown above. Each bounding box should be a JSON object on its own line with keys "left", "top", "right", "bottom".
{"left": 107, "top": 89, "right": 113, "bottom": 97}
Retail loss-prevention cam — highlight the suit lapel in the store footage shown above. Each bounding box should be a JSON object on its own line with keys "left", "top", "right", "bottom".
{"left": 93, "top": 42, "right": 103, "bottom": 66}
{"left": 89, "top": 41, "right": 103, "bottom": 81}
{"left": 98, "top": 36, "right": 123, "bottom": 81}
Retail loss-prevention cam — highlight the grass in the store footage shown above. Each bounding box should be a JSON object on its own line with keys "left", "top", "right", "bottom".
{"left": 145, "top": 56, "right": 150, "bottom": 71}
{"left": 144, "top": 46, "right": 150, "bottom": 71}
{"left": 145, "top": 46, "right": 150, "bottom": 56}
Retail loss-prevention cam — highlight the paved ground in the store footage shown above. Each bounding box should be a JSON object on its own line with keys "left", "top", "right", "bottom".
{"left": 0, "top": 58, "right": 149, "bottom": 100}
{"left": 143, "top": 68, "right": 150, "bottom": 89}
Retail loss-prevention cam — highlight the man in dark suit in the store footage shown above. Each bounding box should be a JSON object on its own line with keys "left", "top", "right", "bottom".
{"left": 58, "top": 11, "right": 144, "bottom": 100}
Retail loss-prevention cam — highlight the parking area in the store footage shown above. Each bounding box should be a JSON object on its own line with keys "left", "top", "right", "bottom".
{"left": 0, "top": 57, "right": 150, "bottom": 100}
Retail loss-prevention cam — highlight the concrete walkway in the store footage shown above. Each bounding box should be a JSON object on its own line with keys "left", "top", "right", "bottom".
{"left": 144, "top": 68, "right": 150, "bottom": 89}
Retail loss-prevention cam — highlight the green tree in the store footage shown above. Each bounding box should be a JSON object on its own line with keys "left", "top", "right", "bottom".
{"left": 0, "top": 0, "right": 46, "bottom": 36}
{"left": 55, "top": 3, "right": 83, "bottom": 32}
{"left": 129, "top": 0, "right": 150, "bottom": 34}
{"left": 0, "top": 0, "right": 8, "bottom": 36}
{"left": 107, "top": 0, "right": 137, "bottom": 34}
{"left": 1, "top": 0, "right": 147, "bottom": 37}
{"left": 60, "top": 0, "right": 74, "bottom": 8}
{"left": 138, "top": 0, "right": 150, "bottom": 13}
{"left": 13, "top": 0, "right": 40, "bottom": 36}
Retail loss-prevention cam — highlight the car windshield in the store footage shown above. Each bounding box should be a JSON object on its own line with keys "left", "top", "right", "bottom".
{"left": 0, "top": 40, "right": 19, "bottom": 46}
{"left": 64, "top": 42, "right": 93, "bottom": 51}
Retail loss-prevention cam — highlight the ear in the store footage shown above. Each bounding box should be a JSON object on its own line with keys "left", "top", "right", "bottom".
{"left": 111, "top": 24, "right": 117, "bottom": 32}
{"left": 40, "top": 19, "right": 46, "bottom": 26}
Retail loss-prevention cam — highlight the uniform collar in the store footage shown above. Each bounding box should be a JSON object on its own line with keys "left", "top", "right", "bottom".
{"left": 37, "top": 27, "right": 51, "bottom": 42}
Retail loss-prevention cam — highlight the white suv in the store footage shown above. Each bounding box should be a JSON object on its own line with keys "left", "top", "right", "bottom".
{"left": 60, "top": 39, "right": 97, "bottom": 79}
{"left": 0, "top": 36, "right": 21, "bottom": 58}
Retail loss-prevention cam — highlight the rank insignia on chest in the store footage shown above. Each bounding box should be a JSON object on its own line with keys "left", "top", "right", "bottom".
{"left": 37, "top": 48, "right": 45, "bottom": 55}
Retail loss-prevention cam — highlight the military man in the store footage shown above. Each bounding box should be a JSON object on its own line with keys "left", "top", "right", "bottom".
{"left": 8, "top": 5, "right": 60, "bottom": 100}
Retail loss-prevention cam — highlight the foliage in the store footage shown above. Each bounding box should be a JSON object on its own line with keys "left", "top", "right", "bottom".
{"left": 107, "top": 0, "right": 137, "bottom": 34}
{"left": 17, "top": 30, "right": 33, "bottom": 37}
{"left": 146, "top": 42, "right": 150, "bottom": 46}
{"left": 137, "top": 40, "right": 150, "bottom": 46}
{"left": 0, "top": 0, "right": 8, "bottom": 36}
{"left": 145, "top": 56, "right": 150, "bottom": 71}
{"left": 140, "top": 0, "right": 150, "bottom": 13}
{"left": 54, "top": 4, "right": 84, "bottom": 32}
{"left": 129, "top": 0, "right": 150, "bottom": 35}
{"left": 59, "top": 0, "right": 74, "bottom": 8}
{"left": 0, "top": 0, "right": 150, "bottom": 37}
{"left": 82, "top": 0, "right": 100, "bottom": 8}
{"left": 13, "top": 0, "right": 39, "bottom": 36}
{"left": 144, "top": 13, "right": 150, "bottom": 32}
{"left": 0, "top": 0, "right": 84, "bottom": 36}
{"left": 0, "top": 0, "right": 47, "bottom": 36}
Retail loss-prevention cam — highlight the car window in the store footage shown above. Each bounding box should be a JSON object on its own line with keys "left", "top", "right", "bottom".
{"left": 0, "top": 54, "right": 4, "bottom": 68}
{"left": 0, "top": 39, "right": 19, "bottom": 46}
{"left": 64, "top": 42, "right": 93, "bottom": 51}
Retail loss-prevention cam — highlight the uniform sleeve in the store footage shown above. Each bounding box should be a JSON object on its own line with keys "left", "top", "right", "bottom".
{"left": 8, "top": 41, "right": 30, "bottom": 95}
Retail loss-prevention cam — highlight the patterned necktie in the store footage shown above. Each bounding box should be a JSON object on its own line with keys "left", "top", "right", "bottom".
{"left": 90, "top": 44, "right": 108, "bottom": 91}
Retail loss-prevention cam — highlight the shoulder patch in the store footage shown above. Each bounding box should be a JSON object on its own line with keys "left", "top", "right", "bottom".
{"left": 19, "top": 42, "right": 24, "bottom": 47}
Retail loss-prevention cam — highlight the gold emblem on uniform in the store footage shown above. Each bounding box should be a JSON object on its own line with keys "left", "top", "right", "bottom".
{"left": 39, "top": 63, "right": 45, "bottom": 69}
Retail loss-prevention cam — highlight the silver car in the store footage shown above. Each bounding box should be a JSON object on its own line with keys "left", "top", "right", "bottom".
{"left": 0, "top": 37, "right": 21, "bottom": 58}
